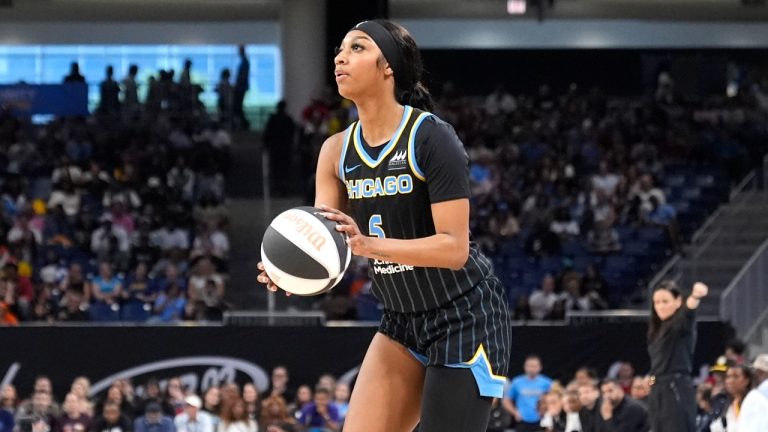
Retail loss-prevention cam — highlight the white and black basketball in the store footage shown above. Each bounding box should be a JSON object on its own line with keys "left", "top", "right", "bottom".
{"left": 260, "top": 206, "right": 352, "bottom": 296}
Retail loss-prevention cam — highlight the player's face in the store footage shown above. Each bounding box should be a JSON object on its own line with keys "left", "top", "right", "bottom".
{"left": 334, "top": 30, "right": 390, "bottom": 100}
{"left": 653, "top": 289, "right": 682, "bottom": 321}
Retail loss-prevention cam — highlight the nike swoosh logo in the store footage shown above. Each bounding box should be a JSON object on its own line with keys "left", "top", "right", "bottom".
{"left": 344, "top": 164, "right": 361, "bottom": 174}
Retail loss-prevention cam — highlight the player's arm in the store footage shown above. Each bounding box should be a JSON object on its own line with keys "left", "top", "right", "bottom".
{"left": 321, "top": 199, "right": 469, "bottom": 270}
{"left": 314, "top": 132, "right": 349, "bottom": 213}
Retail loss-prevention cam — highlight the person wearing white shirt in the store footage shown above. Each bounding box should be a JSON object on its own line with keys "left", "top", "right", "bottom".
{"left": 739, "top": 354, "right": 768, "bottom": 432}
{"left": 529, "top": 275, "right": 558, "bottom": 320}
{"left": 174, "top": 395, "right": 214, "bottom": 432}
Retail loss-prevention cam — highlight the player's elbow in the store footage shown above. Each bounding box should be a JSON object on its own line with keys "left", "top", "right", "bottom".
{"left": 447, "top": 242, "right": 469, "bottom": 270}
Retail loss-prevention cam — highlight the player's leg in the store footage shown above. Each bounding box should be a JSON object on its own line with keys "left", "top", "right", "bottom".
{"left": 419, "top": 366, "right": 493, "bottom": 432}
{"left": 342, "top": 332, "right": 425, "bottom": 432}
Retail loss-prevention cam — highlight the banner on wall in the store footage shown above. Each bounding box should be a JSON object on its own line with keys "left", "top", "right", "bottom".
{"left": 0, "top": 83, "right": 88, "bottom": 116}
{"left": 0, "top": 322, "right": 730, "bottom": 400}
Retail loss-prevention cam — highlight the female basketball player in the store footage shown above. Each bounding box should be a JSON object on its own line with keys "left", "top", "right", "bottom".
{"left": 647, "top": 280, "right": 708, "bottom": 432}
{"left": 258, "top": 19, "right": 512, "bottom": 431}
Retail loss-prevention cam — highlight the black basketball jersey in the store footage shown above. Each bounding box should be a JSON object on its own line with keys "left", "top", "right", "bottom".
{"left": 339, "top": 105, "right": 494, "bottom": 313}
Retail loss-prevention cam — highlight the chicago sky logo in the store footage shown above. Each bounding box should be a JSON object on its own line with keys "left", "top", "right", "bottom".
{"left": 388, "top": 150, "right": 407, "bottom": 170}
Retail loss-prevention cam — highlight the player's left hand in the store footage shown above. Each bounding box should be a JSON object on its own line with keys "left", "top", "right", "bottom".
{"left": 319, "top": 204, "right": 372, "bottom": 257}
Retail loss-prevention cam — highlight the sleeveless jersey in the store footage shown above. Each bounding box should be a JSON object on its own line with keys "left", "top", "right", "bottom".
{"left": 338, "top": 105, "right": 493, "bottom": 313}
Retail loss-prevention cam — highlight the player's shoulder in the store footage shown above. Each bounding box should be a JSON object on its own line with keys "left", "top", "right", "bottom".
{"left": 321, "top": 129, "right": 347, "bottom": 152}
{"left": 413, "top": 110, "right": 458, "bottom": 141}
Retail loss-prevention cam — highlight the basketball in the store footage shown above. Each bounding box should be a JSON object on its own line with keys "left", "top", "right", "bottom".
{"left": 260, "top": 206, "right": 352, "bottom": 296}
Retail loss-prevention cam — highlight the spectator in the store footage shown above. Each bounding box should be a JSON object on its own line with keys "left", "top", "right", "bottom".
{"left": 298, "top": 388, "right": 339, "bottom": 432}
{"left": 174, "top": 395, "right": 213, "bottom": 432}
{"left": 587, "top": 220, "right": 621, "bottom": 254}
{"left": 151, "top": 219, "right": 190, "bottom": 254}
{"left": 99, "top": 66, "right": 121, "bottom": 115}
{"left": 503, "top": 354, "right": 553, "bottom": 431}
{"left": 286, "top": 386, "right": 311, "bottom": 421}
{"left": 63, "top": 63, "right": 86, "bottom": 84}
{"left": 186, "top": 257, "right": 224, "bottom": 309}
{"left": 216, "top": 69, "right": 233, "bottom": 126}
{"left": 89, "top": 401, "right": 131, "bottom": 432}
{"left": 89, "top": 262, "right": 124, "bottom": 308}
{"left": 581, "top": 265, "right": 609, "bottom": 302}
{"left": 69, "top": 377, "right": 92, "bottom": 416}
{"left": 630, "top": 174, "right": 665, "bottom": 218}
{"left": 124, "top": 262, "right": 155, "bottom": 304}
{"left": 724, "top": 339, "right": 747, "bottom": 366}
{"left": 189, "top": 223, "right": 229, "bottom": 266}
{"left": 259, "top": 396, "right": 296, "bottom": 432}
{"left": 630, "top": 376, "right": 650, "bottom": 407}
{"left": 710, "top": 365, "right": 754, "bottom": 432}
{"left": 133, "top": 402, "right": 173, "bottom": 432}
{"left": 0, "top": 403, "right": 11, "bottom": 432}
{"left": 739, "top": 354, "right": 768, "bottom": 431}
{"left": 94, "top": 384, "right": 133, "bottom": 418}
{"left": 54, "top": 392, "right": 91, "bottom": 432}
{"left": 529, "top": 275, "right": 558, "bottom": 320}
{"left": 216, "top": 398, "right": 256, "bottom": 432}
{"left": 122, "top": 64, "right": 140, "bottom": 114}
{"left": 599, "top": 378, "right": 650, "bottom": 432}
{"left": 562, "top": 391, "right": 582, "bottom": 432}
{"left": 331, "top": 383, "right": 350, "bottom": 423}
{"left": 150, "top": 282, "right": 186, "bottom": 323}
{"left": 695, "top": 383, "right": 715, "bottom": 432}
{"left": 592, "top": 160, "right": 622, "bottom": 199}
{"left": 525, "top": 220, "right": 561, "bottom": 257}
{"left": 90, "top": 215, "right": 131, "bottom": 267}
{"left": 1, "top": 384, "right": 17, "bottom": 415}
{"left": 233, "top": 45, "right": 250, "bottom": 130}
{"left": 241, "top": 384, "right": 259, "bottom": 423}
{"left": 539, "top": 390, "right": 567, "bottom": 432}
{"left": 139, "top": 380, "right": 175, "bottom": 419}
{"left": 263, "top": 367, "right": 295, "bottom": 405}
{"left": 263, "top": 101, "right": 296, "bottom": 197}
{"left": 200, "top": 386, "right": 220, "bottom": 427}
{"left": 577, "top": 380, "right": 602, "bottom": 432}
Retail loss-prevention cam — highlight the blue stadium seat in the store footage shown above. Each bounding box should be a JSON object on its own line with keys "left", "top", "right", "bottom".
{"left": 637, "top": 227, "right": 667, "bottom": 245}
{"left": 89, "top": 302, "right": 120, "bottom": 322}
{"left": 121, "top": 301, "right": 151, "bottom": 322}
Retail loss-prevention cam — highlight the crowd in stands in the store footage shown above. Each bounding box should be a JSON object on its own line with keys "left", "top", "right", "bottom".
{"left": 494, "top": 341, "right": 768, "bottom": 432}
{"left": 0, "top": 367, "right": 351, "bottom": 432}
{"left": 297, "top": 72, "right": 768, "bottom": 321}
{"left": 0, "top": 341, "right": 764, "bottom": 432}
{"left": 0, "top": 59, "right": 235, "bottom": 324}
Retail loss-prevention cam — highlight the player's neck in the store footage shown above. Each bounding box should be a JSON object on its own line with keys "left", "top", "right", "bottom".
{"left": 356, "top": 98, "right": 404, "bottom": 147}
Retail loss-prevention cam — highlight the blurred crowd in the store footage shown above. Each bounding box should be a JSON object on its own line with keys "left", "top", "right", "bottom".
{"left": 295, "top": 72, "right": 768, "bottom": 321}
{"left": 1, "top": 340, "right": 765, "bottom": 432}
{"left": 495, "top": 340, "right": 767, "bottom": 432}
{"left": 0, "top": 60, "right": 236, "bottom": 324}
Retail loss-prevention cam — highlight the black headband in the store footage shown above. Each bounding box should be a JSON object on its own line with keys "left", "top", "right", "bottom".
{"left": 352, "top": 20, "right": 403, "bottom": 85}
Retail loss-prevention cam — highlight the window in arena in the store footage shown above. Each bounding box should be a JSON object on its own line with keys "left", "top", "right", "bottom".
{"left": 0, "top": 44, "right": 281, "bottom": 111}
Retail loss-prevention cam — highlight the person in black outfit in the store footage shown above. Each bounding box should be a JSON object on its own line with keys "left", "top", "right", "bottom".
{"left": 63, "top": 62, "right": 85, "bottom": 84}
{"left": 647, "top": 280, "right": 708, "bottom": 432}
{"left": 599, "top": 378, "right": 649, "bottom": 432}
{"left": 578, "top": 380, "right": 603, "bottom": 432}
{"left": 262, "top": 100, "right": 296, "bottom": 196}
{"left": 233, "top": 45, "right": 250, "bottom": 130}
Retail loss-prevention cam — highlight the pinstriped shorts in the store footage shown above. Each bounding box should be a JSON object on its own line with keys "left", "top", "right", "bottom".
{"left": 377, "top": 276, "right": 513, "bottom": 398}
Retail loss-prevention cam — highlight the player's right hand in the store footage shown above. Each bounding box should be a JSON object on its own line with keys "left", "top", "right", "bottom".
{"left": 257, "top": 262, "right": 291, "bottom": 296}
